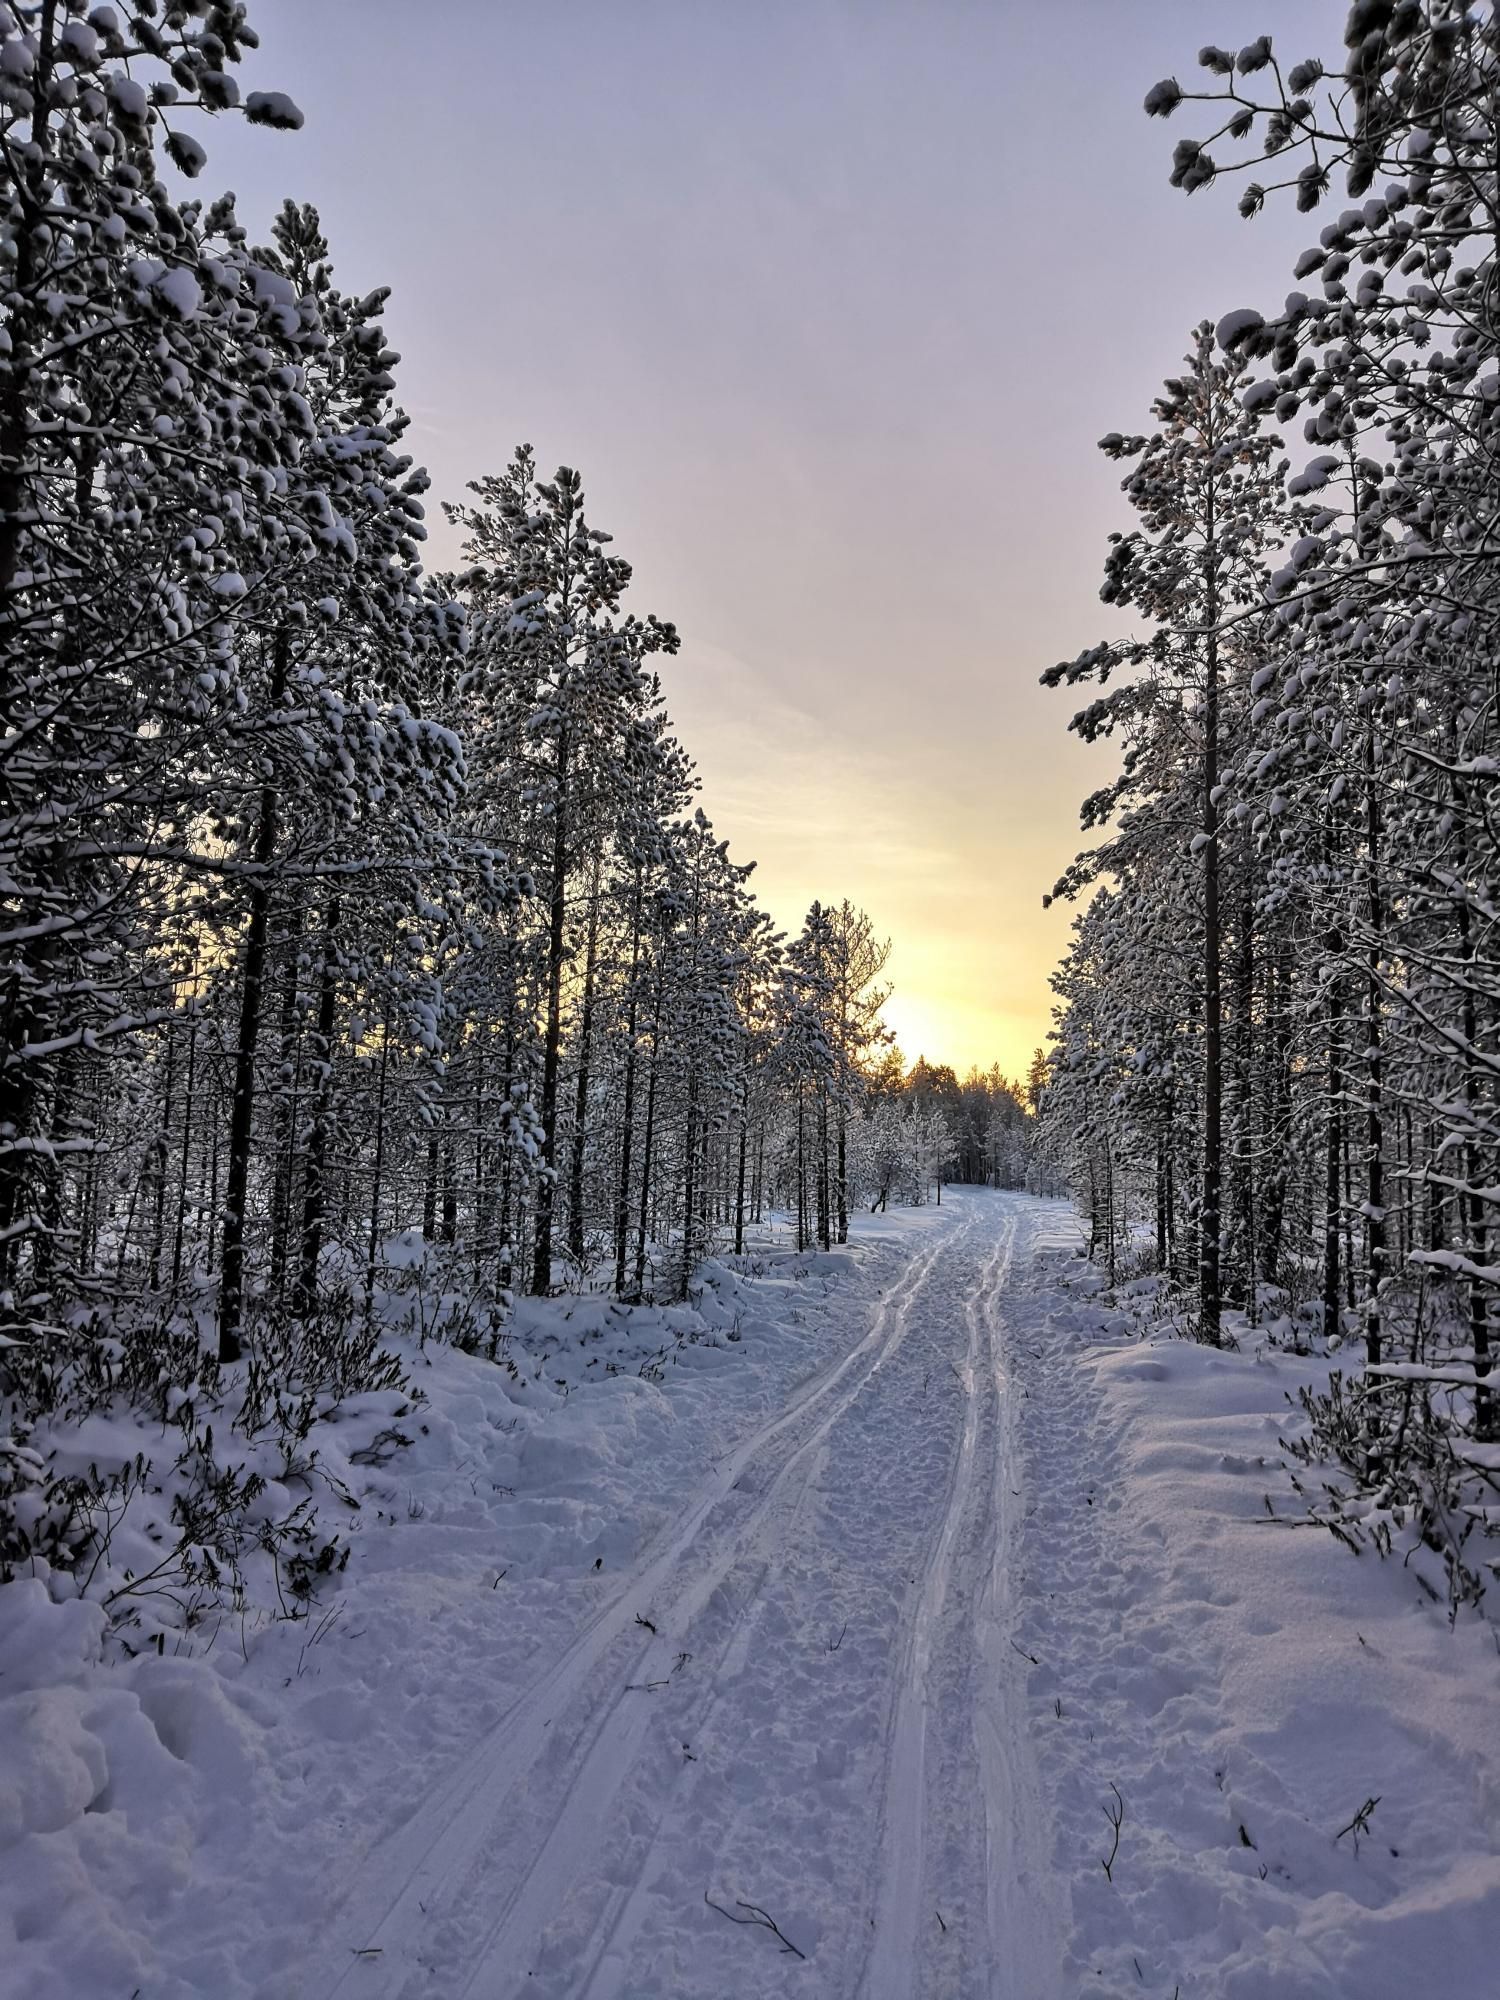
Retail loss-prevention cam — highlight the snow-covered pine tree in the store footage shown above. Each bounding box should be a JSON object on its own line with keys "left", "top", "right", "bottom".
{"left": 1044, "top": 325, "right": 1291, "bottom": 1342}
{"left": 448, "top": 452, "right": 678, "bottom": 1295}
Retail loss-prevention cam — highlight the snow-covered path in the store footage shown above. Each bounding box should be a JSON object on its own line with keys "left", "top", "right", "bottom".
{"left": 10, "top": 1189, "right": 1497, "bottom": 1999}
{"left": 301, "top": 1188, "right": 1067, "bottom": 2000}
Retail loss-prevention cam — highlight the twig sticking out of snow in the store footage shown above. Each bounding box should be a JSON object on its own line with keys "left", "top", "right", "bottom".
{"left": 1100, "top": 1782, "right": 1125, "bottom": 1882}
{"left": 1335, "top": 1795, "right": 1381, "bottom": 1854}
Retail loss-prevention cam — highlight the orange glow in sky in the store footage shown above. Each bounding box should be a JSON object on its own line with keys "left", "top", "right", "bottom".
{"left": 206, "top": 1, "right": 1320, "bottom": 1082}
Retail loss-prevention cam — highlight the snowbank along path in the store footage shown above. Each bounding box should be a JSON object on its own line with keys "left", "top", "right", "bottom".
{"left": 301, "top": 1187, "right": 1065, "bottom": 2000}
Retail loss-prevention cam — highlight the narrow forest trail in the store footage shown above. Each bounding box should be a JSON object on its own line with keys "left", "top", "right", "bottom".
{"left": 298, "top": 1189, "right": 1071, "bottom": 2000}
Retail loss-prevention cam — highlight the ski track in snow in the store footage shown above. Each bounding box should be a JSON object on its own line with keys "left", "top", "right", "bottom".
{"left": 298, "top": 1188, "right": 1064, "bottom": 2000}
{"left": 860, "top": 1207, "right": 1012, "bottom": 2000}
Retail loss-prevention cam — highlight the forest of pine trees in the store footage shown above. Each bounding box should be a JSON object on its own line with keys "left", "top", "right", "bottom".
{"left": 1035, "top": 7, "right": 1500, "bottom": 1598}
{"left": 0, "top": 4, "right": 1033, "bottom": 1584}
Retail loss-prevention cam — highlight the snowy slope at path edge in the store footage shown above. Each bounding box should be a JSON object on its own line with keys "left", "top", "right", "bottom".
{"left": 1011, "top": 1244, "right": 1500, "bottom": 2000}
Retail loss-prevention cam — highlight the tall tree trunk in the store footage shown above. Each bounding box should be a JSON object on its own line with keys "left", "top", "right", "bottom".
{"left": 363, "top": 926, "right": 396, "bottom": 1334}
{"left": 633, "top": 952, "right": 664, "bottom": 1301}
{"left": 1232, "top": 879, "right": 1256, "bottom": 1316}
{"left": 796, "top": 1083, "right": 808, "bottom": 1252}
{"left": 442, "top": 1125, "right": 458, "bottom": 1246}
{"left": 531, "top": 723, "right": 571, "bottom": 1294}
{"left": 1199, "top": 488, "right": 1223, "bottom": 1345}
{"left": 424, "top": 1131, "right": 439, "bottom": 1243}
{"left": 147, "top": 1029, "right": 175, "bottom": 1293}
{"left": 268, "top": 890, "right": 305, "bottom": 1307}
{"left": 567, "top": 850, "right": 602, "bottom": 1265}
{"left": 1259, "top": 942, "right": 1291, "bottom": 1283}
{"left": 1164, "top": 1088, "right": 1177, "bottom": 1282}
{"left": 294, "top": 894, "right": 341, "bottom": 1318}
{"left": 219, "top": 633, "right": 290, "bottom": 1363}
{"left": 679, "top": 1071, "right": 699, "bottom": 1300}
{"left": 497, "top": 1001, "right": 518, "bottom": 1287}
{"left": 614, "top": 870, "right": 644, "bottom": 1296}
{"left": 1323, "top": 947, "right": 1344, "bottom": 1342}
{"left": 1155, "top": 1124, "right": 1168, "bottom": 1272}
{"left": 1452, "top": 803, "right": 1493, "bottom": 1438}
{"left": 836, "top": 1105, "right": 849, "bottom": 1246}
{"left": 171, "top": 1008, "right": 198, "bottom": 1291}
{"left": 1363, "top": 732, "right": 1387, "bottom": 1454}
{"left": 816, "top": 1086, "right": 831, "bottom": 1250}
{"left": 734, "top": 1087, "right": 749, "bottom": 1257}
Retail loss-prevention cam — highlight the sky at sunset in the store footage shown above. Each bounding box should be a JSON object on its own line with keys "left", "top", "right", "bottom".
{"left": 206, "top": 0, "right": 1334, "bottom": 1081}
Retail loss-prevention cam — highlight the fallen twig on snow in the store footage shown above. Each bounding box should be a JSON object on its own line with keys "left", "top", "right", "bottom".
{"left": 704, "top": 1891, "right": 807, "bottom": 1959}
{"left": 626, "top": 1650, "right": 693, "bottom": 1693}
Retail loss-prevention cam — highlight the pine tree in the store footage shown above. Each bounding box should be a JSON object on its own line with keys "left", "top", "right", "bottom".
{"left": 1044, "top": 326, "right": 1291, "bottom": 1342}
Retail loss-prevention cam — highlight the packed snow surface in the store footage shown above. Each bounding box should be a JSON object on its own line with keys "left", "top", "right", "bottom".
{"left": 3, "top": 1190, "right": 1497, "bottom": 1997}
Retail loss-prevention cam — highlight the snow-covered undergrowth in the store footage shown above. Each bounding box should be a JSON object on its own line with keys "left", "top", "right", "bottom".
{"left": 2, "top": 1298, "right": 414, "bottom": 1651}
{"left": 0, "top": 1223, "right": 896, "bottom": 2000}
{"left": 1014, "top": 1242, "right": 1500, "bottom": 1999}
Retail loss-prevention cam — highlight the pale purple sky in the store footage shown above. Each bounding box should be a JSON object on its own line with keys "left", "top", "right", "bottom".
{"left": 208, "top": 0, "right": 1333, "bottom": 1077}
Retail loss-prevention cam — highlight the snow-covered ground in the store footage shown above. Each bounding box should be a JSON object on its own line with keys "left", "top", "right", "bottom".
{"left": 1013, "top": 1243, "right": 1500, "bottom": 2000}
{"left": 3, "top": 1189, "right": 1497, "bottom": 1998}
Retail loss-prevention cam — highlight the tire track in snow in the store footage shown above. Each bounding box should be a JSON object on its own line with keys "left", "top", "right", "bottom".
{"left": 974, "top": 1208, "right": 1067, "bottom": 2000}
{"left": 859, "top": 1206, "right": 1017, "bottom": 2000}
{"left": 301, "top": 1207, "right": 969, "bottom": 2000}
{"left": 455, "top": 1207, "right": 983, "bottom": 2000}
